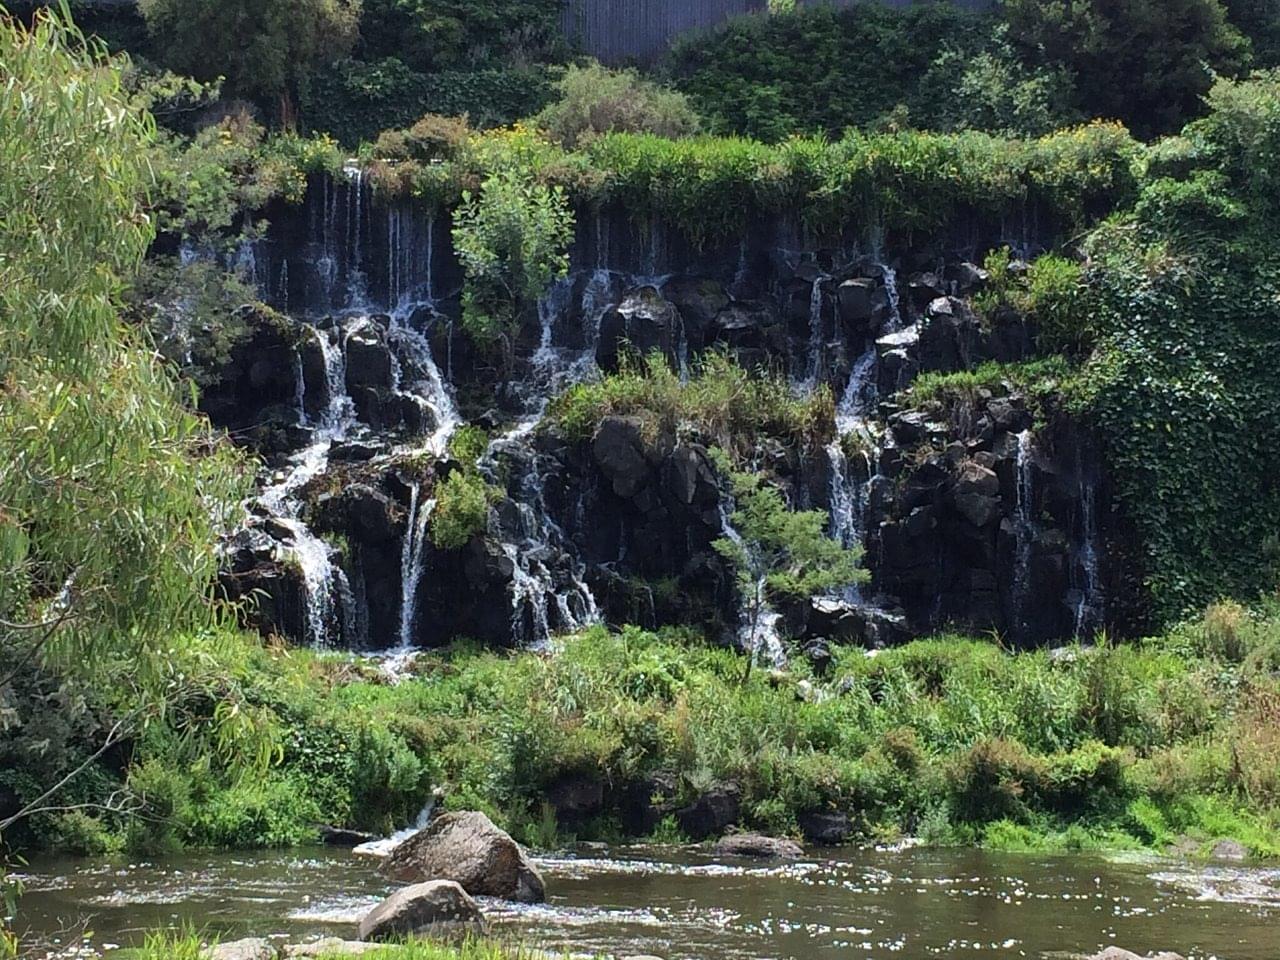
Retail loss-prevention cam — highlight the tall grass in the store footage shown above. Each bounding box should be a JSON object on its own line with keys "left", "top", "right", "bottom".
{"left": 547, "top": 350, "right": 834, "bottom": 455}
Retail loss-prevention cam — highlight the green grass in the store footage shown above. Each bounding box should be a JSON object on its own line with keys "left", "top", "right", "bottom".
{"left": 20, "top": 600, "right": 1278, "bottom": 859}
{"left": 133, "top": 932, "right": 578, "bottom": 960}
{"left": 546, "top": 350, "right": 834, "bottom": 456}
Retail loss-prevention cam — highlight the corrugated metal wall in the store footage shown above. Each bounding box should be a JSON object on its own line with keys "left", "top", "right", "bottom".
{"left": 562, "top": 0, "right": 993, "bottom": 64}
{"left": 561, "top": 0, "right": 766, "bottom": 65}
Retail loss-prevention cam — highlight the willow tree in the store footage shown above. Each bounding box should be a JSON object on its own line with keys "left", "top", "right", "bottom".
{"left": 0, "top": 2, "right": 246, "bottom": 825}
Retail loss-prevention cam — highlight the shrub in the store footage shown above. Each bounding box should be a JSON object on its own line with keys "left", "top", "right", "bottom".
{"left": 1002, "top": 0, "right": 1250, "bottom": 138}
{"left": 430, "top": 471, "right": 494, "bottom": 549}
{"left": 452, "top": 167, "right": 575, "bottom": 344}
{"left": 947, "top": 738, "right": 1047, "bottom": 823}
{"left": 1201, "top": 599, "right": 1252, "bottom": 660}
{"left": 666, "top": 3, "right": 994, "bottom": 140}
{"left": 305, "top": 60, "right": 556, "bottom": 146}
{"left": 534, "top": 62, "right": 701, "bottom": 148}
{"left": 975, "top": 248, "right": 1087, "bottom": 353}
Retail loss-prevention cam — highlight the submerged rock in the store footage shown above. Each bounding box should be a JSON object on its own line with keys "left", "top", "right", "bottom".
{"left": 713, "top": 833, "right": 804, "bottom": 859}
{"left": 358, "top": 880, "right": 486, "bottom": 941}
{"left": 1085, "top": 949, "right": 1186, "bottom": 960}
{"left": 282, "top": 941, "right": 381, "bottom": 958}
{"left": 379, "top": 810, "right": 546, "bottom": 903}
{"left": 318, "top": 825, "right": 377, "bottom": 847}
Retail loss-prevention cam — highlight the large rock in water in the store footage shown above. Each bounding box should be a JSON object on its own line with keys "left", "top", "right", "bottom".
{"left": 379, "top": 810, "right": 546, "bottom": 903}
{"left": 358, "top": 880, "right": 486, "bottom": 942}
{"left": 713, "top": 833, "right": 804, "bottom": 859}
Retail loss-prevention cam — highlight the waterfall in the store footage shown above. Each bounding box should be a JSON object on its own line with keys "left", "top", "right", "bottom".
{"left": 1073, "top": 458, "right": 1105, "bottom": 637}
{"left": 352, "top": 791, "right": 441, "bottom": 858}
{"left": 804, "top": 273, "right": 828, "bottom": 390}
{"left": 883, "top": 264, "right": 902, "bottom": 329}
{"left": 836, "top": 346, "right": 880, "bottom": 435}
{"left": 292, "top": 349, "right": 307, "bottom": 426}
{"left": 388, "top": 207, "right": 402, "bottom": 311}
{"left": 253, "top": 321, "right": 363, "bottom": 649}
{"left": 275, "top": 517, "right": 342, "bottom": 649}
{"left": 345, "top": 166, "right": 368, "bottom": 308}
{"left": 388, "top": 319, "right": 459, "bottom": 456}
{"left": 314, "top": 325, "right": 355, "bottom": 432}
{"left": 398, "top": 486, "right": 437, "bottom": 650}
{"left": 481, "top": 421, "right": 600, "bottom": 649}
{"left": 718, "top": 502, "right": 785, "bottom": 668}
{"left": 1011, "top": 429, "right": 1036, "bottom": 633}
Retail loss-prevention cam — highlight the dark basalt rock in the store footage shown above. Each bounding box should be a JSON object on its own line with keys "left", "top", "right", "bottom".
{"left": 676, "top": 783, "right": 741, "bottom": 841}
{"left": 345, "top": 320, "right": 394, "bottom": 391}
{"left": 797, "top": 810, "right": 852, "bottom": 846}
{"left": 597, "top": 286, "right": 685, "bottom": 372}
{"left": 545, "top": 772, "right": 606, "bottom": 825}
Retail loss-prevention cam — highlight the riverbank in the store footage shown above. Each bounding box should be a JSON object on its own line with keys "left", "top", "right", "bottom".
{"left": 8, "top": 600, "right": 1280, "bottom": 861}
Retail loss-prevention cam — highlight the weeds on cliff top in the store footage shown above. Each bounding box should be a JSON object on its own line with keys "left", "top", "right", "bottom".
{"left": 907, "top": 357, "right": 1074, "bottom": 409}
{"left": 548, "top": 350, "right": 834, "bottom": 456}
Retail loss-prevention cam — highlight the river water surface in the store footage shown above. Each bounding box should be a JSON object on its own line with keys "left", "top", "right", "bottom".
{"left": 13, "top": 845, "right": 1280, "bottom": 959}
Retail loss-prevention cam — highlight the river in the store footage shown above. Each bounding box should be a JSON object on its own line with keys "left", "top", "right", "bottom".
{"left": 13, "top": 845, "right": 1280, "bottom": 958}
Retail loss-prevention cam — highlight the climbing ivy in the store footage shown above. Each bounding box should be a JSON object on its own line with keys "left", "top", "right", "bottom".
{"left": 1071, "top": 72, "right": 1280, "bottom": 620}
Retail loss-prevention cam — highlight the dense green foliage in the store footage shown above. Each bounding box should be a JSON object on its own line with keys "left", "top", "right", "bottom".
{"left": 1067, "top": 71, "right": 1280, "bottom": 619}
{"left": 147, "top": 116, "right": 344, "bottom": 245}
{"left": 670, "top": 0, "right": 1258, "bottom": 141}
{"left": 21, "top": 606, "right": 1280, "bottom": 857}
{"left": 138, "top": 0, "right": 361, "bottom": 125}
{"left": 304, "top": 60, "right": 556, "bottom": 147}
{"left": 1003, "top": 0, "right": 1249, "bottom": 138}
{"left": 374, "top": 119, "right": 1139, "bottom": 248}
{"left": 355, "top": 0, "right": 563, "bottom": 73}
{"left": 666, "top": 3, "right": 1000, "bottom": 140}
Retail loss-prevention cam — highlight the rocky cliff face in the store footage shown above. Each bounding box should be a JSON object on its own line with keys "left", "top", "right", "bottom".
{"left": 213, "top": 172, "right": 1127, "bottom": 656}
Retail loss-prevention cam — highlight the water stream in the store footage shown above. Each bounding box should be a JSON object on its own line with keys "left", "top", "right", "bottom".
{"left": 14, "top": 847, "right": 1280, "bottom": 960}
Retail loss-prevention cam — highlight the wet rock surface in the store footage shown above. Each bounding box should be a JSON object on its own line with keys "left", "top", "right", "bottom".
{"left": 209, "top": 183, "right": 1124, "bottom": 655}
{"left": 380, "top": 810, "right": 546, "bottom": 903}
{"left": 358, "top": 880, "right": 486, "bottom": 941}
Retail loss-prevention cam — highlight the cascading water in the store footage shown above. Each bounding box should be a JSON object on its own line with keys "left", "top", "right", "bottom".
{"left": 481, "top": 420, "right": 600, "bottom": 649}
{"left": 1011, "top": 429, "right": 1036, "bottom": 633}
{"left": 804, "top": 273, "right": 829, "bottom": 390}
{"left": 825, "top": 265, "right": 902, "bottom": 602}
{"left": 1072, "top": 455, "right": 1105, "bottom": 637}
{"left": 398, "top": 485, "right": 436, "bottom": 650}
{"left": 250, "top": 322, "right": 361, "bottom": 649}
{"left": 345, "top": 165, "right": 369, "bottom": 308}
{"left": 718, "top": 502, "right": 785, "bottom": 668}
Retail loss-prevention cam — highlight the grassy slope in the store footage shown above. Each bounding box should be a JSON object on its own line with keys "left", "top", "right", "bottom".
{"left": 35, "top": 598, "right": 1280, "bottom": 860}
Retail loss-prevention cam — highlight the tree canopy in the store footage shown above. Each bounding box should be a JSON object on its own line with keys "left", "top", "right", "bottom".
{"left": 138, "top": 0, "right": 361, "bottom": 124}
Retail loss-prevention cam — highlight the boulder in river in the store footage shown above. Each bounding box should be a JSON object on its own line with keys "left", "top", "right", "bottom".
{"left": 1085, "top": 949, "right": 1186, "bottom": 960}
{"left": 713, "top": 833, "right": 804, "bottom": 859}
{"left": 358, "top": 880, "right": 486, "bottom": 942}
{"left": 379, "top": 810, "right": 546, "bottom": 903}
